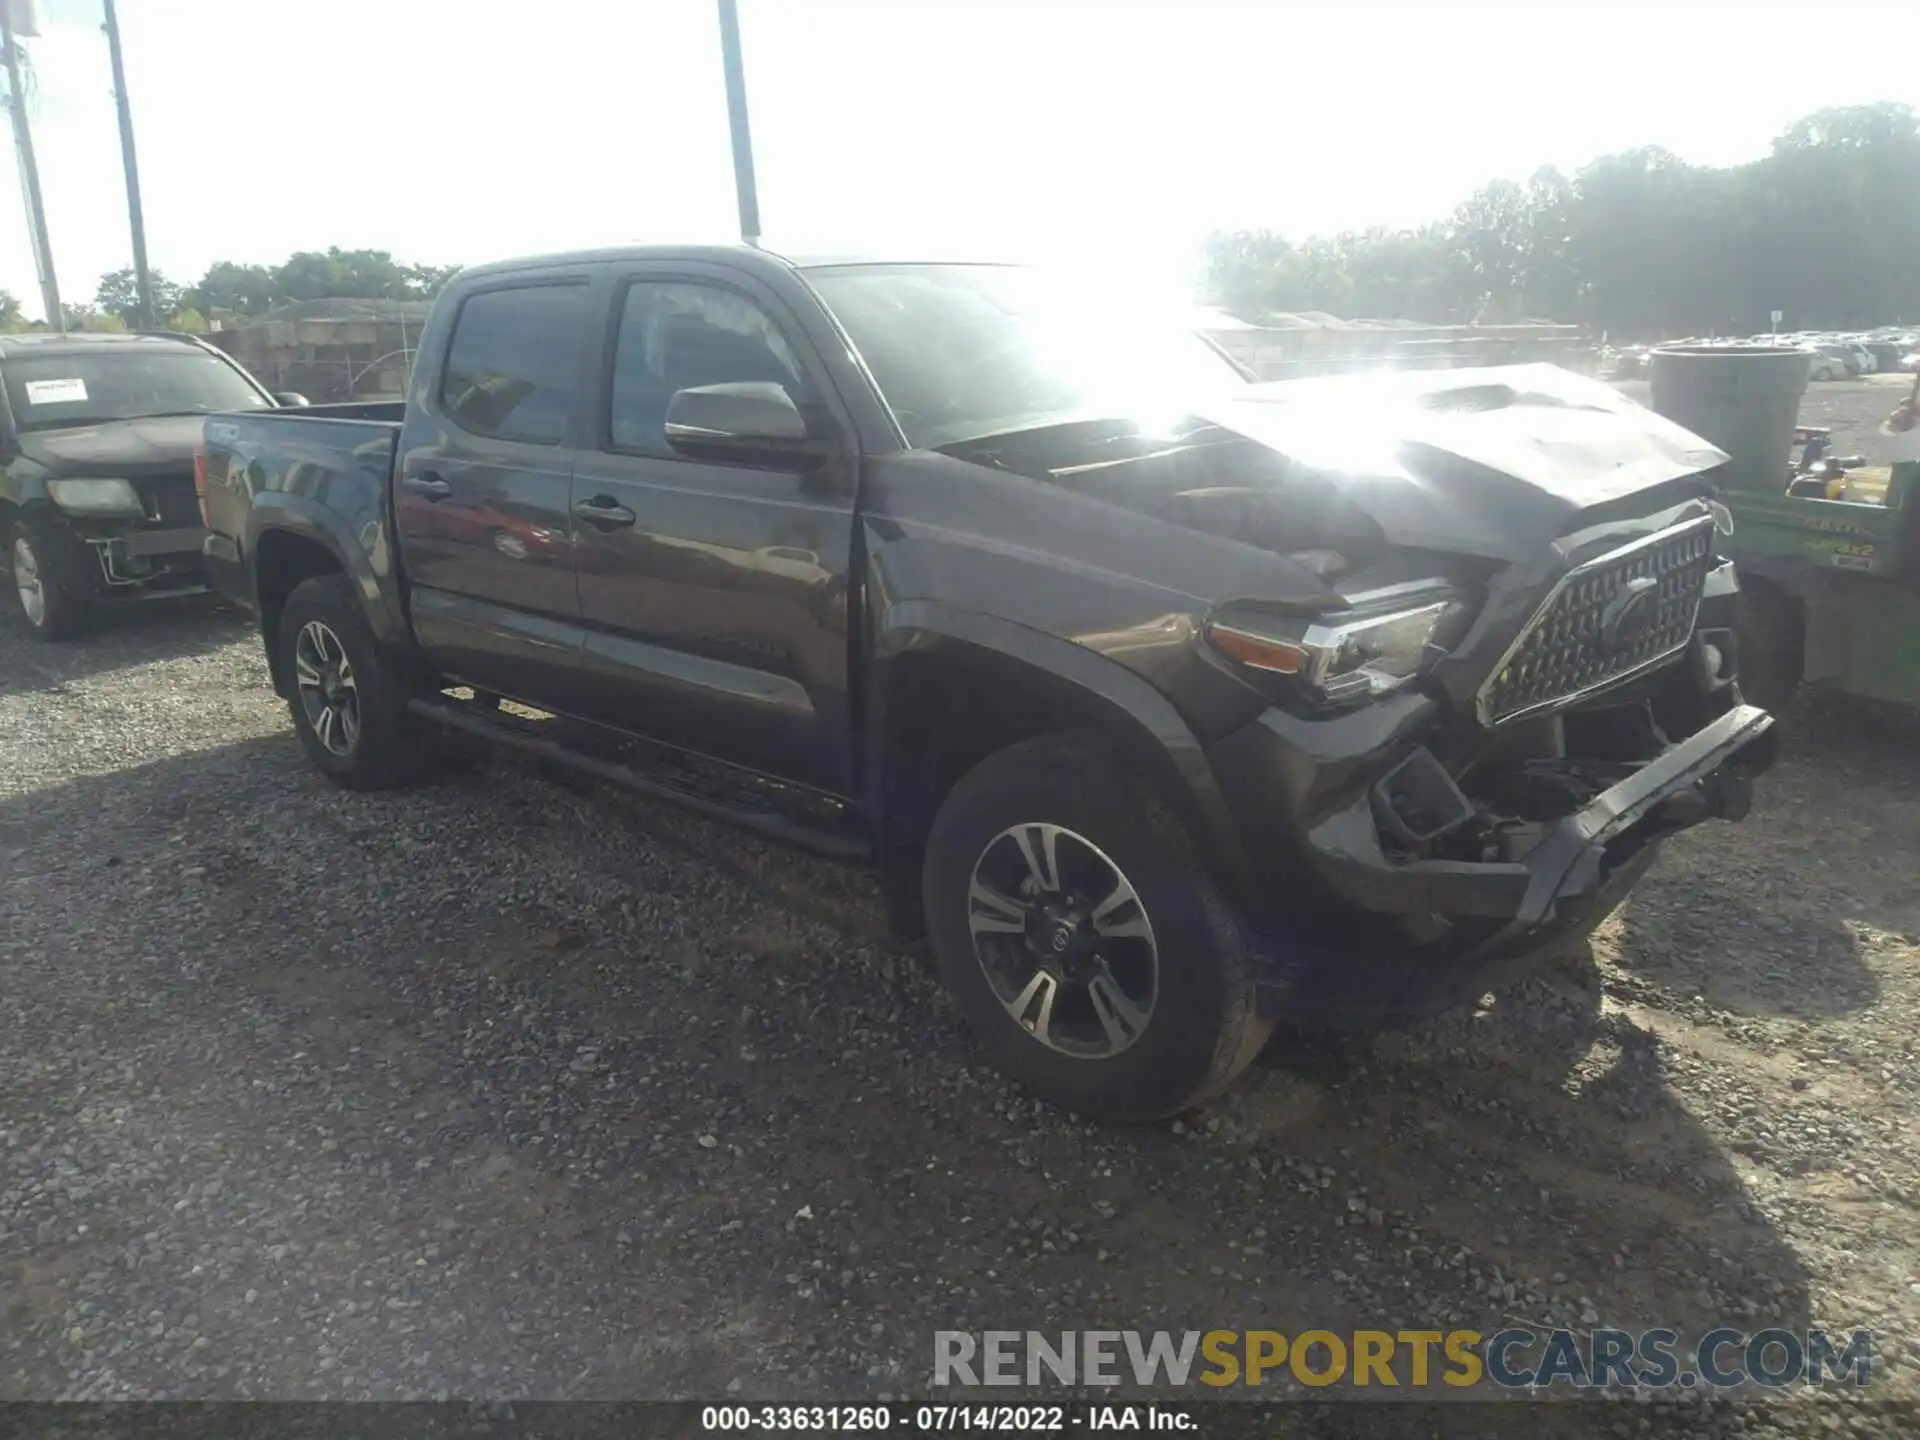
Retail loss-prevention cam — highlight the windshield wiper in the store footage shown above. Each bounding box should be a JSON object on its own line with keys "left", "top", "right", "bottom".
{"left": 1046, "top": 426, "right": 1242, "bottom": 478}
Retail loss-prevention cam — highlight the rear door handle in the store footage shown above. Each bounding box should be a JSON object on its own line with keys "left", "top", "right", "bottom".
{"left": 573, "top": 496, "right": 637, "bottom": 529}
{"left": 403, "top": 474, "right": 452, "bottom": 500}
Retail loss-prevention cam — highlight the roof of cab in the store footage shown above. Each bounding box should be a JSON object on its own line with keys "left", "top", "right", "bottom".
{"left": 450, "top": 244, "right": 1030, "bottom": 284}
{"left": 0, "top": 330, "right": 212, "bottom": 360}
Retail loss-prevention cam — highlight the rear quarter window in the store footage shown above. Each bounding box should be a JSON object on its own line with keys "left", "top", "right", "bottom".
{"left": 438, "top": 284, "right": 589, "bottom": 445}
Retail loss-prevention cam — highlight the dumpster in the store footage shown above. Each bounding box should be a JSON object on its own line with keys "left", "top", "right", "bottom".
{"left": 1648, "top": 344, "right": 1809, "bottom": 496}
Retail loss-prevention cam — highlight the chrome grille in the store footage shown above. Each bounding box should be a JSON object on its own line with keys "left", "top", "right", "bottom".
{"left": 1478, "top": 516, "right": 1716, "bottom": 726}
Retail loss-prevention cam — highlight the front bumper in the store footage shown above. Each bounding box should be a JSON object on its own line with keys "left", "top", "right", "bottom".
{"left": 55, "top": 515, "right": 210, "bottom": 599}
{"left": 1350, "top": 701, "right": 1772, "bottom": 930}
{"left": 1211, "top": 696, "right": 1776, "bottom": 1027}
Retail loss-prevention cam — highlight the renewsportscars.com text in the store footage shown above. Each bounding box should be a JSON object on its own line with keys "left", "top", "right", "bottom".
{"left": 933, "top": 1328, "right": 1875, "bottom": 1392}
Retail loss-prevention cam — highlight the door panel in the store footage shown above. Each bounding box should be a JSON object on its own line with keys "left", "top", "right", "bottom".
{"left": 399, "top": 445, "right": 579, "bottom": 697}
{"left": 396, "top": 279, "right": 593, "bottom": 704}
{"left": 569, "top": 274, "right": 858, "bottom": 794}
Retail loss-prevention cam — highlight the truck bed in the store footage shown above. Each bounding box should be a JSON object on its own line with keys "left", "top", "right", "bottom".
{"left": 199, "top": 406, "right": 406, "bottom": 616}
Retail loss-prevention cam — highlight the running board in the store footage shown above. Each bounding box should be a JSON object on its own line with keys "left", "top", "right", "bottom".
{"left": 407, "top": 697, "right": 871, "bottom": 862}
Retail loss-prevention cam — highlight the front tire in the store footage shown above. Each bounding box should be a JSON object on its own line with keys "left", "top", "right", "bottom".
{"left": 923, "top": 733, "right": 1271, "bottom": 1123}
{"left": 277, "top": 573, "right": 425, "bottom": 790}
{"left": 8, "top": 515, "right": 89, "bottom": 641}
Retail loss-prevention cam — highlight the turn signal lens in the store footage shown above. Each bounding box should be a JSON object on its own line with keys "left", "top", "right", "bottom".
{"left": 1205, "top": 623, "right": 1308, "bottom": 675}
{"left": 1207, "top": 583, "right": 1463, "bottom": 708}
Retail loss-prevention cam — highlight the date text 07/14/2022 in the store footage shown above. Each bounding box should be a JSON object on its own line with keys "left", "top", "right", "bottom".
{"left": 700, "top": 1405, "right": 1189, "bottom": 1431}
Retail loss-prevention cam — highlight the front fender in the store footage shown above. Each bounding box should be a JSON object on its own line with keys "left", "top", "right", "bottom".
{"left": 868, "top": 599, "right": 1255, "bottom": 901}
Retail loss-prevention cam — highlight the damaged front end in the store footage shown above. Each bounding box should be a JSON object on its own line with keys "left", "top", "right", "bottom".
{"left": 1209, "top": 572, "right": 1775, "bottom": 1026}
{"left": 1373, "top": 509, "right": 1769, "bottom": 901}
{"left": 935, "top": 361, "right": 1778, "bottom": 1025}
{"left": 42, "top": 474, "right": 210, "bottom": 603}
{"left": 1173, "top": 374, "right": 1779, "bottom": 1025}
{"left": 1211, "top": 521, "right": 1773, "bottom": 1024}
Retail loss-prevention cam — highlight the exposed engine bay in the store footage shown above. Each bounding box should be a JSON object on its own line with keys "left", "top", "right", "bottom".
{"left": 1446, "top": 687, "right": 1744, "bottom": 864}
{"left": 934, "top": 380, "right": 1758, "bottom": 947}
{"left": 1368, "top": 671, "right": 1746, "bottom": 945}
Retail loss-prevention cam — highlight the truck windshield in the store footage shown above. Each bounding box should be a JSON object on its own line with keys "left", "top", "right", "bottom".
{"left": 4, "top": 350, "right": 270, "bottom": 432}
{"left": 803, "top": 263, "right": 1247, "bottom": 450}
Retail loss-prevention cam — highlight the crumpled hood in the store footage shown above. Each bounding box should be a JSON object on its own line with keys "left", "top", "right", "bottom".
{"left": 1192, "top": 363, "right": 1730, "bottom": 560}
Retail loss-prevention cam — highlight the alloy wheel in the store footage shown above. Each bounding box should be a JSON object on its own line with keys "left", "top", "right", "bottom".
{"left": 965, "top": 822, "right": 1159, "bottom": 1059}
{"left": 13, "top": 536, "right": 45, "bottom": 629}
{"left": 294, "top": 620, "right": 361, "bottom": 756}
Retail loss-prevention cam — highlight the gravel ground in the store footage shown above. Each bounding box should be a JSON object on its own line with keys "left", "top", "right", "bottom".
{"left": 2, "top": 383, "right": 1917, "bottom": 1435}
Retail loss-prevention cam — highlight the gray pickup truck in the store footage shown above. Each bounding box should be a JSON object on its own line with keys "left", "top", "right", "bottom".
{"left": 198, "top": 246, "right": 1776, "bottom": 1121}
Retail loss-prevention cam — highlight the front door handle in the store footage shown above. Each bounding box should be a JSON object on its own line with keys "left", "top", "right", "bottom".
{"left": 573, "top": 496, "right": 637, "bottom": 529}
{"left": 403, "top": 474, "right": 452, "bottom": 500}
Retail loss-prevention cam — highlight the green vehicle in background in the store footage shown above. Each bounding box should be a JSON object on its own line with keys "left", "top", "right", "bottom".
{"left": 1648, "top": 345, "right": 1920, "bottom": 712}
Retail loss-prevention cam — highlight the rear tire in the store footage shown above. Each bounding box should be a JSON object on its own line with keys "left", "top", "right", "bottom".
{"left": 923, "top": 733, "right": 1271, "bottom": 1123}
{"left": 8, "top": 514, "right": 90, "bottom": 642}
{"left": 277, "top": 573, "right": 426, "bottom": 790}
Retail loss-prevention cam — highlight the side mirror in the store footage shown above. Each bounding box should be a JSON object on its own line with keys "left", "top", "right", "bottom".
{"left": 663, "top": 382, "right": 826, "bottom": 464}
{"left": 274, "top": 391, "right": 311, "bottom": 407}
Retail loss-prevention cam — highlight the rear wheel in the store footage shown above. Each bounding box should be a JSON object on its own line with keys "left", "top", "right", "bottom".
{"left": 277, "top": 573, "right": 426, "bottom": 789}
{"left": 923, "top": 733, "right": 1271, "bottom": 1123}
{"left": 8, "top": 515, "right": 89, "bottom": 641}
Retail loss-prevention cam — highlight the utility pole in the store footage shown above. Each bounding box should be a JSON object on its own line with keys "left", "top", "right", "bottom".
{"left": 101, "top": 0, "right": 153, "bottom": 330}
{"left": 1, "top": 0, "right": 60, "bottom": 330}
{"left": 716, "top": 0, "right": 760, "bottom": 246}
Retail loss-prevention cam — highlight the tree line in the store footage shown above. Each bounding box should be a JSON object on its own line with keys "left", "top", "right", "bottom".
{"left": 2, "top": 103, "right": 1913, "bottom": 343}
{"left": 0, "top": 247, "right": 461, "bottom": 334}
{"left": 1204, "top": 102, "right": 1920, "bottom": 338}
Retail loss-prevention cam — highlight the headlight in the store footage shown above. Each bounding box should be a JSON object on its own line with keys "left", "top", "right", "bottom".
{"left": 46, "top": 477, "right": 144, "bottom": 516}
{"left": 1207, "top": 583, "right": 1461, "bottom": 707}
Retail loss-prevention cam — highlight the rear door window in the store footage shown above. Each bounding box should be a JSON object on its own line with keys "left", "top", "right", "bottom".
{"left": 439, "top": 284, "right": 589, "bottom": 445}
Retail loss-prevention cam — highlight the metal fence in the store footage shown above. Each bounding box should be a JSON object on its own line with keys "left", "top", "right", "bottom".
{"left": 223, "top": 348, "right": 416, "bottom": 403}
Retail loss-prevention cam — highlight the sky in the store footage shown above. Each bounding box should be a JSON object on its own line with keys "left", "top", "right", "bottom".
{"left": 1, "top": 0, "right": 1915, "bottom": 322}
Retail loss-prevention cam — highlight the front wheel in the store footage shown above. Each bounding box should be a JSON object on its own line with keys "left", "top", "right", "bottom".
{"left": 277, "top": 573, "right": 426, "bottom": 789}
{"left": 923, "top": 733, "right": 1271, "bottom": 1123}
{"left": 8, "top": 516, "right": 89, "bottom": 641}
